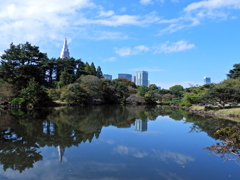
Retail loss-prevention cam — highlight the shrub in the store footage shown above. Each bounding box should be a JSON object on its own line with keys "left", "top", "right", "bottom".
{"left": 11, "top": 98, "right": 25, "bottom": 106}
{"left": 126, "top": 94, "right": 146, "bottom": 104}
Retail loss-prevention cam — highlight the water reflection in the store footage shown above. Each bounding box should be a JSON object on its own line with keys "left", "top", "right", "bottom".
{"left": 0, "top": 105, "right": 240, "bottom": 179}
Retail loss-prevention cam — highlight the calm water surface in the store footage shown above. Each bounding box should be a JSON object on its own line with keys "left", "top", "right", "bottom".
{"left": 0, "top": 105, "right": 240, "bottom": 180}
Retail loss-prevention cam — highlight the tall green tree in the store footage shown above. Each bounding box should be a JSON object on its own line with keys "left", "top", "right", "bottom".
{"left": 57, "top": 69, "right": 74, "bottom": 89}
{"left": 85, "top": 62, "right": 92, "bottom": 75}
{"left": 227, "top": 64, "right": 240, "bottom": 79}
{"left": 0, "top": 42, "right": 48, "bottom": 89}
{"left": 96, "top": 66, "right": 103, "bottom": 78}
{"left": 90, "top": 62, "right": 97, "bottom": 76}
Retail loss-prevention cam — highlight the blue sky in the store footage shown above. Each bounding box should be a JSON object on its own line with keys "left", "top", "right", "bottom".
{"left": 0, "top": 0, "right": 240, "bottom": 89}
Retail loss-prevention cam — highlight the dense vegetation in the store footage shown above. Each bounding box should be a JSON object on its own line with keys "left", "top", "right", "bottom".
{"left": 0, "top": 42, "right": 240, "bottom": 108}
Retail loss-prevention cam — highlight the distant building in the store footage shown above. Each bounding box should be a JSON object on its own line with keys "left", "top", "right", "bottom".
{"left": 135, "top": 119, "right": 147, "bottom": 132}
{"left": 148, "top": 79, "right": 150, "bottom": 87}
{"left": 104, "top": 74, "right": 112, "bottom": 80}
{"left": 136, "top": 71, "right": 148, "bottom": 86}
{"left": 204, "top": 76, "right": 211, "bottom": 84}
{"left": 118, "top": 73, "right": 132, "bottom": 81}
{"left": 157, "top": 86, "right": 161, "bottom": 90}
{"left": 132, "top": 76, "right": 136, "bottom": 84}
{"left": 60, "top": 38, "right": 70, "bottom": 58}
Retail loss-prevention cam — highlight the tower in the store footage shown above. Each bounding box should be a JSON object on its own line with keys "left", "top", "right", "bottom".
{"left": 136, "top": 71, "right": 148, "bottom": 86}
{"left": 60, "top": 38, "right": 70, "bottom": 58}
{"left": 204, "top": 76, "right": 211, "bottom": 84}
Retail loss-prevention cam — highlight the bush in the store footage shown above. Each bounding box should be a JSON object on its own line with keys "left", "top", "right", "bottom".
{"left": 162, "top": 101, "right": 170, "bottom": 105}
{"left": 47, "top": 89, "right": 61, "bottom": 100}
{"left": 11, "top": 98, "right": 25, "bottom": 106}
{"left": 126, "top": 94, "right": 146, "bottom": 104}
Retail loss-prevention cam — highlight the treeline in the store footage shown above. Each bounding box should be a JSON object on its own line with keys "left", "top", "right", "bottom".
{"left": 154, "top": 63, "right": 240, "bottom": 108}
{"left": 0, "top": 42, "right": 240, "bottom": 108}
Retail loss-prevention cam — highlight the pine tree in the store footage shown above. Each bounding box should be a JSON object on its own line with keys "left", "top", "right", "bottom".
{"left": 84, "top": 62, "right": 92, "bottom": 75}
{"left": 96, "top": 66, "right": 103, "bottom": 78}
{"left": 90, "top": 62, "right": 97, "bottom": 76}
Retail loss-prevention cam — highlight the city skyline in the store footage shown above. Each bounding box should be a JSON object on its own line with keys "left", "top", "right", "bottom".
{"left": 0, "top": 1, "right": 239, "bottom": 89}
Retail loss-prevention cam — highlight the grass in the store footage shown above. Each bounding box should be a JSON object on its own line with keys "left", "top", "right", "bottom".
{"left": 190, "top": 106, "right": 205, "bottom": 111}
{"left": 214, "top": 108, "right": 240, "bottom": 115}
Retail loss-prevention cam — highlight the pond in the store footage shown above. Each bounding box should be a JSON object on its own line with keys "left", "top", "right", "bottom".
{"left": 0, "top": 105, "right": 240, "bottom": 180}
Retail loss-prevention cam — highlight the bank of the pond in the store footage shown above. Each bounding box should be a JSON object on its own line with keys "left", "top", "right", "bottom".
{"left": 185, "top": 105, "right": 240, "bottom": 120}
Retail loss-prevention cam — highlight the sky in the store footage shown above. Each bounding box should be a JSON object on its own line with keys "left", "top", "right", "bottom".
{"left": 0, "top": 0, "right": 240, "bottom": 89}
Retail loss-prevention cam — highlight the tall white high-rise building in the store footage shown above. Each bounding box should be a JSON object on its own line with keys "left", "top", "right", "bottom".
{"left": 136, "top": 71, "right": 148, "bottom": 86}
{"left": 60, "top": 38, "right": 70, "bottom": 58}
{"left": 132, "top": 76, "right": 136, "bottom": 84}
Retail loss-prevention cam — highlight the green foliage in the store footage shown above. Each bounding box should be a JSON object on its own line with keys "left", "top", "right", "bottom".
{"left": 61, "top": 83, "right": 88, "bottom": 104}
{"left": 126, "top": 94, "right": 146, "bottom": 104}
{"left": 199, "top": 87, "right": 240, "bottom": 107}
{"left": 10, "top": 109, "right": 25, "bottom": 116}
{"left": 96, "top": 66, "right": 103, "bottom": 78}
{"left": 47, "top": 89, "right": 61, "bottom": 100}
{"left": 90, "top": 62, "right": 97, "bottom": 76}
{"left": 138, "top": 86, "right": 149, "bottom": 96}
{"left": 227, "top": 64, "right": 240, "bottom": 79}
{"left": 216, "top": 77, "right": 240, "bottom": 89}
{"left": 80, "top": 75, "right": 103, "bottom": 100}
{"left": 113, "top": 78, "right": 137, "bottom": 88}
{"left": 11, "top": 98, "right": 25, "bottom": 106}
{"left": 57, "top": 69, "right": 74, "bottom": 89}
{"left": 0, "top": 80, "right": 19, "bottom": 101}
{"left": 144, "top": 91, "right": 157, "bottom": 104}
{"left": 169, "top": 85, "right": 184, "bottom": 97}
{"left": 20, "top": 79, "right": 51, "bottom": 106}
{"left": 182, "top": 92, "right": 201, "bottom": 105}
{"left": 111, "top": 81, "right": 129, "bottom": 102}
{"left": 0, "top": 42, "right": 47, "bottom": 89}
{"left": 158, "top": 89, "right": 171, "bottom": 95}
{"left": 170, "top": 98, "right": 182, "bottom": 106}
{"left": 148, "top": 84, "right": 158, "bottom": 91}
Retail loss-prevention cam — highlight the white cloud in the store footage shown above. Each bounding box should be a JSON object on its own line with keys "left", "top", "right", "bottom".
{"left": 140, "top": 0, "right": 153, "bottom": 5}
{"left": 152, "top": 150, "right": 195, "bottom": 165}
{"left": 0, "top": 0, "right": 96, "bottom": 48}
{"left": 113, "top": 145, "right": 148, "bottom": 158}
{"left": 115, "top": 40, "right": 194, "bottom": 57}
{"left": 154, "top": 40, "right": 195, "bottom": 53}
{"left": 159, "top": 0, "right": 240, "bottom": 34}
{"left": 103, "top": 57, "right": 117, "bottom": 62}
{"left": 90, "top": 31, "right": 128, "bottom": 40}
{"left": 115, "top": 45, "right": 149, "bottom": 57}
{"left": 184, "top": 0, "right": 240, "bottom": 12}
{"left": 98, "top": 10, "right": 115, "bottom": 17}
{"left": 0, "top": 1, "right": 160, "bottom": 51}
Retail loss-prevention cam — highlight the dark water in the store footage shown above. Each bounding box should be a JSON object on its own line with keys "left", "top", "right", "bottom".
{"left": 0, "top": 105, "right": 240, "bottom": 180}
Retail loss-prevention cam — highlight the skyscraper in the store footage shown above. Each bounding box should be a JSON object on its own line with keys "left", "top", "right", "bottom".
{"left": 60, "top": 38, "right": 70, "bottom": 58}
{"left": 204, "top": 76, "right": 211, "bottom": 84}
{"left": 118, "top": 73, "right": 132, "bottom": 81}
{"left": 135, "top": 119, "right": 147, "bottom": 132}
{"left": 132, "top": 76, "right": 136, "bottom": 84}
{"left": 136, "top": 71, "right": 148, "bottom": 86}
{"left": 103, "top": 74, "right": 112, "bottom": 80}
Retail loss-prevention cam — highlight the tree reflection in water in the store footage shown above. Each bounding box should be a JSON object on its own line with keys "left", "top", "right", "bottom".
{"left": 1, "top": 105, "right": 240, "bottom": 172}
{"left": 203, "top": 126, "right": 240, "bottom": 165}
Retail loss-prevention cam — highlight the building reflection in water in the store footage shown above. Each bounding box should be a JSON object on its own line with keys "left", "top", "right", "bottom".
{"left": 58, "top": 145, "right": 65, "bottom": 163}
{"left": 135, "top": 119, "right": 148, "bottom": 132}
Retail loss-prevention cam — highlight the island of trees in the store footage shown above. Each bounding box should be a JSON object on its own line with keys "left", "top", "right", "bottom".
{"left": 1, "top": 42, "right": 240, "bottom": 110}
